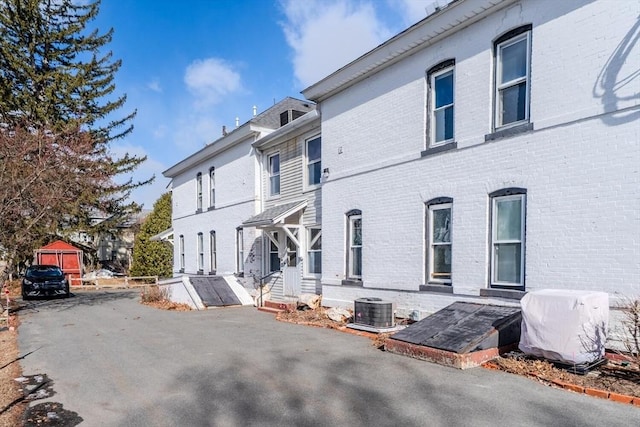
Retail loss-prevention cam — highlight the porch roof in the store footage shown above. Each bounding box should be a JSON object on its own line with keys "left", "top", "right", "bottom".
{"left": 242, "top": 201, "right": 307, "bottom": 227}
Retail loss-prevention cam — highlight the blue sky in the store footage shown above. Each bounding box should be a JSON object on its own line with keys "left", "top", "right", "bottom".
{"left": 92, "top": 0, "right": 444, "bottom": 208}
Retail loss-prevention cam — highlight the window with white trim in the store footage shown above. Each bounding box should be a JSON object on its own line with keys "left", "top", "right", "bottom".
{"left": 268, "top": 153, "right": 280, "bottom": 196}
{"left": 495, "top": 26, "right": 531, "bottom": 129}
{"left": 346, "top": 210, "right": 362, "bottom": 280}
{"left": 306, "top": 136, "right": 321, "bottom": 187}
{"left": 269, "top": 231, "right": 280, "bottom": 272}
{"left": 236, "top": 228, "right": 244, "bottom": 274}
{"left": 209, "top": 230, "right": 217, "bottom": 273}
{"left": 209, "top": 167, "right": 215, "bottom": 209}
{"left": 179, "top": 235, "right": 185, "bottom": 271}
{"left": 197, "top": 232, "right": 204, "bottom": 272}
{"left": 428, "top": 61, "right": 455, "bottom": 146}
{"left": 196, "top": 172, "right": 203, "bottom": 211}
{"left": 426, "top": 199, "right": 452, "bottom": 284}
{"left": 307, "top": 227, "right": 321, "bottom": 275}
{"left": 490, "top": 189, "right": 526, "bottom": 288}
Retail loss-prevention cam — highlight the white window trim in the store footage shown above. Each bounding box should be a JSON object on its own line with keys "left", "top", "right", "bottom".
{"left": 179, "top": 235, "right": 185, "bottom": 271}
{"left": 305, "top": 226, "right": 322, "bottom": 278}
{"left": 267, "top": 231, "right": 280, "bottom": 273}
{"left": 427, "top": 203, "right": 452, "bottom": 284}
{"left": 495, "top": 31, "right": 531, "bottom": 130}
{"left": 209, "top": 167, "right": 215, "bottom": 209}
{"left": 490, "top": 194, "right": 525, "bottom": 287}
{"left": 209, "top": 230, "right": 217, "bottom": 273}
{"left": 197, "top": 232, "right": 204, "bottom": 272}
{"left": 304, "top": 135, "right": 322, "bottom": 190}
{"left": 430, "top": 66, "right": 455, "bottom": 147}
{"left": 268, "top": 153, "right": 280, "bottom": 198}
{"left": 196, "top": 172, "right": 203, "bottom": 211}
{"left": 347, "top": 214, "right": 362, "bottom": 280}
{"left": 236, "top": 228, "right": 244, "bottom": 274}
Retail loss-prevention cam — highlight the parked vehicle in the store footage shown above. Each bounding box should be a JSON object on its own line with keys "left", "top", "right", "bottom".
{"left": 22, "top": 265, "right": 70, "bottom": 299}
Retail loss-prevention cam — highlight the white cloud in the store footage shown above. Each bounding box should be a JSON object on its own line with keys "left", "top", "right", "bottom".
{"left": 146, "top": 79, "right": 162, "bottom": 93}
{"left": 280, "top": 0, "right": 393, "bottom": 88}
{"left": 184, "top": 58, "right": 243, "bottom": 108}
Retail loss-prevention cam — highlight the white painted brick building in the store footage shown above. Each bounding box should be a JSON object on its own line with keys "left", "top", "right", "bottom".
{"left": 302, "top": 0, "right": 640, "bottom": 319}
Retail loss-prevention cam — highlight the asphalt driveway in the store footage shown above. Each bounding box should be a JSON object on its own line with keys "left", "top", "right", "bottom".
{"left": 17, "top": 290, "right": 638, "bottom": 426}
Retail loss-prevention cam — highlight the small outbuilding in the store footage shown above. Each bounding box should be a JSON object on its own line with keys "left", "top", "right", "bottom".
{"left": 35, "top": 240, "right": 84, "bottom": 286}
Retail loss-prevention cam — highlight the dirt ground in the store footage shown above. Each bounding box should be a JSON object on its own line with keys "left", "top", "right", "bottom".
{"left": 0, "top": 283, "right": 26, "bottom": 427}
{"left": 276, "top": 307, "right": 640, "bottom": 399}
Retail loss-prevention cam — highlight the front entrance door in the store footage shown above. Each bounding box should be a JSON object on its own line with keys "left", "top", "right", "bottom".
{"left": 283, "top": 230, "right": 301, "bottom": 297}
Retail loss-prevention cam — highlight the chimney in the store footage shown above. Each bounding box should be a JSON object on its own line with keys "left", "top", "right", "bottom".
{"left": 222, "top": 125, "right": 227, "bottom": 136}
{"left": 235, "top": 117, "right": 239, "bottom": 128}
{"left": 253, "top": 105, "right": 257, "bottom": 116}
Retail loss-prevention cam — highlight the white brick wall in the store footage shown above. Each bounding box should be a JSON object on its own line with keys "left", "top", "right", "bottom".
{"left": 319, "top": 0, "right": 640, "bottom": 313}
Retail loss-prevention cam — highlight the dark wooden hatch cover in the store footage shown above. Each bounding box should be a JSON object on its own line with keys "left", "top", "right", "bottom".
{"left": 190, "top": 276, "right": 241, "bottom": 307}
{"left": 390, "top": 302, "right": 521, "bottom": 354}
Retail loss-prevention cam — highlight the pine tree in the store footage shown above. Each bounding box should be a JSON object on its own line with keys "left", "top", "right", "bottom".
{"left": 130, "top": 193, "right": 173, "bottom": 278}
{"left": 0, "top": 0, "right": 152, "bottom": 273}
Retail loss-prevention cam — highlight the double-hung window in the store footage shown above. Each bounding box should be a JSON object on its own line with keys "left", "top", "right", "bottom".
{"left": 209, "top": 230, "right": 217, "bottom": 273}
{"left": 307, "top": 227, "right": 321, "bottom": 276}
{"left": 269, "top": 231, "right": 280, "bottom": 272}
{"left": 197, "top": 232, "right": 204, "bottom": 272}
{"left": 490, "top": 189, "right": 526, "bottom": 288}
{"left": 429, "top": 61, "right": 455, "bottom": 146}
{"left": 426, "top": 198, "right": 452, "bottom": 284}
{"left": 346, "top": 210, "right": 362, "bottom": 280}
{"left": 209, "top": 167, "right": 215, "bottom": 209}
{"left": 179, "top": 235, "right": 185, "bottom": 272}
{"left": 196, "top": 172, "right": 203, "bottom": 211}
{"left": 236, "top": 228, "right": 244, "bottom": 274}
{"left": 495, "top": 26, "right": 531, "bottom": 129}
{"left": 268, "top": 153, "right": 280, "bottom": 196}
{"left": 306, "top": 136, "right": 321, "bottom": 187}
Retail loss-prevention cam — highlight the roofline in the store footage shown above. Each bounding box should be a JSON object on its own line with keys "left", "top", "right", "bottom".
{"left": 163, "top": 123, "right": 266, "bottom": 178}
{"left": 301, "top": 0, "right": 515, "bottom": 102}
{"left": 252, "top": 110, "right": 320, "bottom": 150}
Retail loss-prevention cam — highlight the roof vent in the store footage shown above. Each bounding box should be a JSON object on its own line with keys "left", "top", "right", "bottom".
{"left": 354, "top": 298, "right": 395, "bottom": 328}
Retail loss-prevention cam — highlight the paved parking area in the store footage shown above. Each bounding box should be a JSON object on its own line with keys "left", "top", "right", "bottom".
{"left": 17, "top": 290, "right": 638, "bottom": 426}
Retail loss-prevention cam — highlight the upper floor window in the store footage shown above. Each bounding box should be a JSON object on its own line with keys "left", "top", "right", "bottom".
{"left": 197, "top": 232, "right": 204, "bottom": 272}
{"left": 426, "top": 198, "right": 452, "bottom": 284}
{"left": 306, "top": 136, "right": 321, "bottom": 187}
{"left": 494, "top": 26, "right": 532, "bottom": 129}
{"left": 196, "top": 172, "right": 203, "bottom": 211}
{"left": 428, "top": 60, "right": 455, "bottom": 146}
{"left": 268, "top": 153, "right": 280, "bottom": 196}
{"left": 346, "top": 210, "right": 362, "bottom": 280}
{"left": 490, "top": 188, "right": 526, "bottom": 289}
{"left": 209, "top": 167, "right": 215, "bottom": 209}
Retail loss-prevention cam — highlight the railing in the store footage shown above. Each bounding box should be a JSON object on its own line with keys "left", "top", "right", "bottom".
{"left": 77, "top": 275, "right": 159, "bottom": 289}
{"left": 255, "top": 271, "right": 281, "bottom": 307}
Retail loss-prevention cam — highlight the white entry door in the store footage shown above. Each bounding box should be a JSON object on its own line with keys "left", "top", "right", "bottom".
{"left": 283, "top": 232, "right": 301, "bottom": 297}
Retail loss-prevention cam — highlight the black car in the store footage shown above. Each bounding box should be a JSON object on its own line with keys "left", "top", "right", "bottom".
{"left": 22, "top": 265, "right": 70, "bottom": 299}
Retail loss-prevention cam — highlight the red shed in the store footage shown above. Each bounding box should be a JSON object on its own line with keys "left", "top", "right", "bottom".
{"left": 35, "top": 240, "right": 84, "bottom": 286}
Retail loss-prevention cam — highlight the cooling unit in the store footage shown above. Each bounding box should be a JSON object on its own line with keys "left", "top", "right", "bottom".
{"left": 354, "top": 297, "right": 395, "bottom": 328}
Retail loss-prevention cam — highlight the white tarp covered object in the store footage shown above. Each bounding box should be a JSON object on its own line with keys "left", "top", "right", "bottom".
{"left": 519, "top": 289, "right": 609, "bottom": 365}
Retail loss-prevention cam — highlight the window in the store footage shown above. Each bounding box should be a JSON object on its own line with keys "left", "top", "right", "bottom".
{"left": 209, "top": 230, "right": 217, "bottom": 273}
{"left": 428, "top": 61, "right": 455, "bottom": 145}
{"left": 269, "top": 231, "right": 280, "bottom": 272}
{"left": 196, "top": 172, "right": 203, "bottom": 211}
{"left": 495, "top": 26, "right": 531, "bottom": 128}
{"left": 209, "top": 167, "right": 215, "bottom": 209}
{"left": 197, "top": 232, "right": 204, "bottom": 272}
{"left": 268, "top": 154, "right": 280, "bottom": 196}
{"left": 426, "top": 198, "right": 452, "bottom": 284}
{"left": 236, "top": 228, "right": 244, "bottom": 274}
{"left": 490, "top": 188, "right": 526, "bottom": 288}
{"left": 346, "top": 210, "right": 362, "bottom": 280}
{"left": 285, "top": 230, "right": 298, "bottom": 267}
{"left": 307, "top": 227, "right": 321, "bottom": 275}
{"left": 306, "top": 136, "right": 321, "bottom": 187}
{"left": 179, "top": 235, "right": 185, "bottom": 271}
